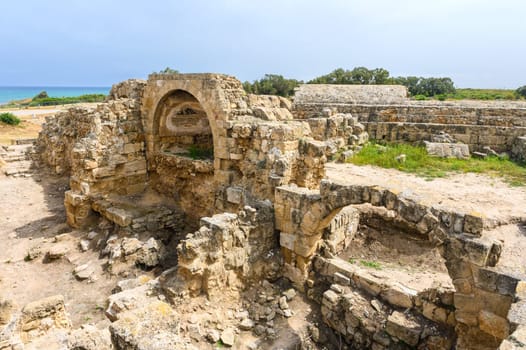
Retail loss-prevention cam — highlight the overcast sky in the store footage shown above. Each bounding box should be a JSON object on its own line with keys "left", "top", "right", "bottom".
{"left": 1, "top": 0, "right": 524, "bottom": 88}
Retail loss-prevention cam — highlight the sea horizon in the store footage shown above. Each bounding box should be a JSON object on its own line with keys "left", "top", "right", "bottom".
{"left": 0, "top": 86, "right": 111, "bottom": 104}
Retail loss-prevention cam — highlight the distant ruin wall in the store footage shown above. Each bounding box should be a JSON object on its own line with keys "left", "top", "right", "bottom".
{"left": 293, "top": 84, "right": 408, "bottom": 105}
{"left": 293, "top": 100, "right": 526, "bottom": 152}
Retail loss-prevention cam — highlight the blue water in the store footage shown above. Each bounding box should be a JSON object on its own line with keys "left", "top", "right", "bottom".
{"left": 0, "top": 86, "right": 111, "bottom": 104}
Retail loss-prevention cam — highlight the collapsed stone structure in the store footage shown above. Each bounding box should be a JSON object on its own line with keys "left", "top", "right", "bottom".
{"left": 25, "top": 74, "right": 526, "bottom": 349}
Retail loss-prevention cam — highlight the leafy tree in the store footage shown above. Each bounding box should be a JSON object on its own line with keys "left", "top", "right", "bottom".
{"left": 308, "top": 67, "right": 391, "bottom": 85}
{"left": 157, "top": 67, "right": 180, "bottom": 74}
{"left": 243, "top": 74, "right": 301, "bottom": 97}
{"left": 33, "top": 91, "right": 48, "bottom": 100}
{"left": 393, "top": 76, "right": 455, "bottom": 97}
{"left": 517, "top": 85, "right": 526, "bottom": 98}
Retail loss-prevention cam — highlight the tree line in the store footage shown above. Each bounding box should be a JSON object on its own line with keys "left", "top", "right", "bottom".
{"left": 242, "top": 67, "right": 526, "bottom": 100}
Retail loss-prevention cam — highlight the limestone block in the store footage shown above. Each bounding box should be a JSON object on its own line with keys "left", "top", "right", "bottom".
{"left": 19, "top": 295, "right": 71, "bottom": 343}
{"left": 424, "top": 141, "right": 470, "bottom": 159}
{"left": 479, "top": 310, "right": 510, "bottom": 340}
{"left": 380, "top": 283, "right": 415, "bottom": 309}
{"left": 226, "top": 186, "right": 243, "bottom": 204}
{"left": 352, "top": 270, "right": 385, "bottom": 297}
{"left": 123, "top": 142, "right": 143, "bottom": 154}
{"left": 92, "top": 166, "right": 116, "bottom": 179}
{"left": 279, "top": 232, "right": 296, "bottom": 251}
{"left": 463, "top": 212, "right": 484, "bottom": 235}
{"left": 105, "top": 207, "right": 133, "bottom": 227}
{"left": 109, "top": 301, "right": 180, "bottom": 350}
{"left": 385, "top": 311, "right": 422, "bottom": 347}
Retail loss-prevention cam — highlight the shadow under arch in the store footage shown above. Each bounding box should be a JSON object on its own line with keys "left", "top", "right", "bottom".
{"left": 151, "top": 89, "right": 215, "bottom": 161}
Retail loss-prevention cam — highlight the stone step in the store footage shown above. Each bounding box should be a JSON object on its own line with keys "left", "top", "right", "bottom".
{"left": 3, "top": 160, "right": 33, "bottom": 177}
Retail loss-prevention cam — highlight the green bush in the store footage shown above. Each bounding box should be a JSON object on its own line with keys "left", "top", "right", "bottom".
{"left": 413, "top": 94, "right": 428, "bottom": 100}
{"left": 29, "top": 94, "right": 106, "bottom": 106}
{"left": 243, "top": 74, "right": 301, "bottom": 97}
{"left": 517, "top": 86, "right": 526, "bottom": 99}
{"left": 33, "top": 91, "right": 48, "bottom": 100}
{"left": 0, "top": 112, "right": 21, "bottom": 125}
{"left": 187, "top": 145, "right": 214, "bottom": 160}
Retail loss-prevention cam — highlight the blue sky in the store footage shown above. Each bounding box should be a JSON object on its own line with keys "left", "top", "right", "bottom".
{"left": 1, "top": 0, "right": 524, "bottom": 88}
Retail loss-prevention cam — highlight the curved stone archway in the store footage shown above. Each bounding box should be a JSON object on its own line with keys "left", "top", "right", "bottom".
{"left": 153, "top": 89, "right": 213, "bottom": 159}
{"left": 142, "top": 73, "right": 242, "bottom": 174}
{"left": 141, "top": 73, "right": 247, "bottom": 225}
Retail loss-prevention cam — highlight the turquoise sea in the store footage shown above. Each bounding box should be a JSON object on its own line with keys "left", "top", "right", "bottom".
{"left": 0, "top": 86, "right": 111, "bottom": 104}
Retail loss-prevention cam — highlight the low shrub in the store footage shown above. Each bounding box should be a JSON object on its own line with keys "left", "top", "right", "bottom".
{"left": 0, "top": 112, "right": 21, "bottom": 125}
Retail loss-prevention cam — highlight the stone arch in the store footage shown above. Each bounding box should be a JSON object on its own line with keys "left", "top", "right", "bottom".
{"left": 152, "top": 89, "right": 213, "bottom": 157}
{"left": 141, "top": 74, "right": 237, "bottom": 174}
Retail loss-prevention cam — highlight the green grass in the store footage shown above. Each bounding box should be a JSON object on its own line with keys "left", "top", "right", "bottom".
{"left": 2, "top": 94, "right": 107, "bottom": 108}
{"left": 187, "top": 145, "right": 214, "bottom": 160}
{"left": 349, "top": 142, "right": 526, "bottom": 185}
{"left": 410, "top": 89, "right": 522, "bottom": 101}
{"left": 360, "top": 260, "right": 382, "bottom": 270}
{"left": 0, "top": 112, "right": 21, "bottom": 125}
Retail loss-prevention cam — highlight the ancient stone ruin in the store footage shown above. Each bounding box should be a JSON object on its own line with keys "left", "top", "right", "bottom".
{"left": 1, "top": 73, "right": 526, "bottom": 350}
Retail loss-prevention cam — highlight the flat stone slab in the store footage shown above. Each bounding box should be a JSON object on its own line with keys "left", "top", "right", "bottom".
{"left": 424, "top": 141, "right": 470, "bottom": 159}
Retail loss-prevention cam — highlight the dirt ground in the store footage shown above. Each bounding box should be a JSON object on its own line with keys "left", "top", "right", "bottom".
{"left": 0, "top": 173, "right": 134, "bottom": 327}
{"left": 326, "top": 163, "right": 526, "bottom": 224}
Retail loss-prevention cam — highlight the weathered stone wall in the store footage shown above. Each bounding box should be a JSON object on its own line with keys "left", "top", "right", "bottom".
{"left": 293, "top": 99, "right": 526, "bottom": 153}
{"left": 39, "top": 80, "right": 148, "bottom": 227}
{"left": 293, "top": 84, "right": 409, "bottom": 105}
{"left": 161, "top": 203, "right": 280, "bottom": 300}
{"left": 274, "top": 180, "right": 523, "bottom": 349}
{"left": 511, "top": 136, "right": 526, "bottom": 162}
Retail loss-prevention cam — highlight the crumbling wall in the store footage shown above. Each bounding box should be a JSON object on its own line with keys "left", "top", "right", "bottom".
{"left": 293, "top": 96, "right": 526, "bottom": 153}
{"left": 161, "top": 203, "right": 280, "bottom": 300}
{"left": 38, "top": 80, "right": 149, "bottom": 227}
{"left": 274, "top": 180, "right": 523, "bottom": 349}
{"left": 293, "top": 84, "right": 408, "bottom": 106}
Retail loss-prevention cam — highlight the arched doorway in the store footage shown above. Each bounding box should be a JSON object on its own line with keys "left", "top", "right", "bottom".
{"left": 155, "top": 90, "right": 213, "bottom": 159}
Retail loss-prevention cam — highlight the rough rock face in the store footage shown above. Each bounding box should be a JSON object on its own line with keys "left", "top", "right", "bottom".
{"left": 106, "top": 79, "right": 146, "bottom": 101}
{"left": 162, "top": 203, "right": 279, "bottom": 299}
{"left": 109, "top": 301, "right": 180, "bottom": 350}
{"left": 293, "top": 84, "right": 409, "bottom": 106}
{"left": 511, "top": 135, "right": 526, "bottom": 162}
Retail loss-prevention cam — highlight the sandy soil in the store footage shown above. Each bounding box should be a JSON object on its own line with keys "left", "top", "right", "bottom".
{"left": 339, "top": 226, "right": 454, "bottom": 292}
{"left": 0, "top": 174, "right": 127, "bottom": 327}
{"left": 326, "top": 163, "right": 526, "bottom": 224}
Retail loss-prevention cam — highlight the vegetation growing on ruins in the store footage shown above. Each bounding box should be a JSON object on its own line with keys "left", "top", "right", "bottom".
{"left": 349, "top": 142, "right": 526, "bottom": 185}
{"left": 186, "top": 145, "right": 214, "bottom": 160}
{"left": 0, "top": 112, "right": 21, "bottom": 125}
{"left": 244, "top": 67, "right": 526, "bottom": 100}
{"left": 155, "top": 67, "right": 180, "bottom": 74}
{"left": 242, "top": 74, "right": 301, "bottom": 97}
{"left": 308, "top": 67, "right": 391, "bottom": 85}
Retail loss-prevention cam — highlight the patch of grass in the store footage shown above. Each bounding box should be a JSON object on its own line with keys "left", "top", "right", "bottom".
{"left": 444, "top": 88, "right": 520, "bottom": 101}
{"left": 187, "top": 145, "right": 213, "bottom": 160}
{"left": 349, "top": 142, "right": 526, "bottom": 185}
{"left": 0, "top": 112, "right": 21, "bottom": 125}
{"left": 215, "top": 340, "right": 225, "bottom": 348}
{"left": 360, "top": 260, "right": 382, "bottom": 270}
{"left": 348, "top": 258, "right": 356, "bottom": 264}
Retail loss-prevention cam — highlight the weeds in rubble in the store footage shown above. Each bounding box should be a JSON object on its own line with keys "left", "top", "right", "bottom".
{"left": 359, "top": 260, "right": 382, "bottom": 270}
{"left": 349, "top": 142, "right": 526, "bottom": 186}
{"left": 187, "top": 145, "right": 214, "bottom": 160}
